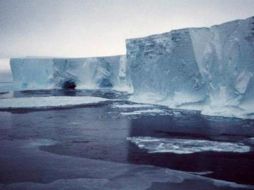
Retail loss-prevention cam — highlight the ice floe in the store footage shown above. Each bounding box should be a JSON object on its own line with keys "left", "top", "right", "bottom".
{"left": 0, "top": 96, "right": 107, "bottom": 109}
{"left": 127, "top": 136, "right": 251, "bottom": 154}
{"left": 112, "top": 103, "right": 153, "bottom": 109}
{"left": 120, "top": 109, "right": 166, "bottom": 116}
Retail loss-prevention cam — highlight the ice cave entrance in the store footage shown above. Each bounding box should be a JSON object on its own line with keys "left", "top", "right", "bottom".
{"left": 62, "top": 80, "right": 76, "bottom": 90}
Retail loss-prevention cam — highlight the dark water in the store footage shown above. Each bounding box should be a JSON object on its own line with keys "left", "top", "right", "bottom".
{"left": 0, "top": 90, "right": 254, "bottom": 189}
{"left": 40, "top": 111, "right": 254, "bottom": 185}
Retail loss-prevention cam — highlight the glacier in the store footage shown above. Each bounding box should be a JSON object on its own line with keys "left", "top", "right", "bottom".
{"left": 127, "top": 16, "right": 254, "bottom": 119}
{"left": 6, "top": 16, "right": 254, "bottom": 119}
{"left": 10, "top": 56, "right": 132, "bottom": 92}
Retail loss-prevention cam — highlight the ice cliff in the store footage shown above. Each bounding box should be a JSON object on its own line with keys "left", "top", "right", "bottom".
{"left": 126, "top": 16, "right": 254, "bottom": 119}
{"left": 9, "top": 16, "right": 254, "bottom": 119}
{"left": 10, "top": 56, "right": 131, "bottom": 92}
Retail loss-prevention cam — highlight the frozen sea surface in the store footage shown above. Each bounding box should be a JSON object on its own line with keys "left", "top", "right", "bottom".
{"left": 0, "top": 89, "right": 254, "bottom": 189}
{"left": 0, "top": 96, "right": 108, "bottom": 109}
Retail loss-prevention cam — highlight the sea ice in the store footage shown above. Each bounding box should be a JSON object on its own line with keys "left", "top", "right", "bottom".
{"left": 127, "top": 136, "right": 250, "bottom": 154}
{"left": 0, "top": 96, "right": 107, "bottom": 109}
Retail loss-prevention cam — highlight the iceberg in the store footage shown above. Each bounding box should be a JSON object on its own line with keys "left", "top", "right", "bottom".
{"left": 10, "top": 56, "right": 132, "bottom": 92}
{"left": 7, "top": 16, "right": 254, "bottom": 119}
{"left": 127, "top": 16, "right": 254, "bottom": 119}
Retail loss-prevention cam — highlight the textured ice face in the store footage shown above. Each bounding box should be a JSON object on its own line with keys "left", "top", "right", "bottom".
{"left": 10, "top": 58, "right": 55, "bottom": 89}
{"left": 190, "top": 18, "right": 254, "bottom": 107}
{"left": 53, "top": 57, "right": 121, "bottom": 89}
{"left": 10, "top": 56, "right": 132, "bottom": 92}
{"left": 127, "top": 16, "right": 254, "bottom": 118}
{"left": 126, "top": 29, "right": 207, "bottom": 105}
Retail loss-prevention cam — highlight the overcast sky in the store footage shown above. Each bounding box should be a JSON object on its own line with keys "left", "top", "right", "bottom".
{"left": 0, "top": 0, "right": 254, "bottom": 60}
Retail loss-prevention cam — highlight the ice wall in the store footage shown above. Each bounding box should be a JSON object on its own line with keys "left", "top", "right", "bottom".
{"left": 11, "top": 58, "right": 55, "bottom": 89}
{"left": 127, "top": 16, "right": 254, "bottom": 118}
{"left": 10, "top": 56, "right": 131, "bottom": 91}
{"left": 9, "top": 16, "right": 254, "bottom": 119}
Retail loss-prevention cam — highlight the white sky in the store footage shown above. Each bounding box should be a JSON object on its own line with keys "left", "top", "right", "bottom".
{"left": 0, "top": 0, "right": 254, "bottom": 71}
